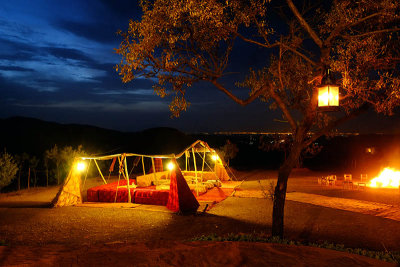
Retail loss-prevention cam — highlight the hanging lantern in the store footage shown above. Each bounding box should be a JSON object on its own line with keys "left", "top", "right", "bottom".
{"left": 318, "top": 68, "right": 339, "bottom": 109}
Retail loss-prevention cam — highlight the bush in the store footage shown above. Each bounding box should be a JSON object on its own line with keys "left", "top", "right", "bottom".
{"left": 0, "top": 150, "right": 18, "bottom": 190}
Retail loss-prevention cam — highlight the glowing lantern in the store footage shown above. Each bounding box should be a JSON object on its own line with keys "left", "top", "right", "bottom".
{"left": 318, "top": 69, "right": 339, "bottom": 109}
{"left": 167, "top": 161, "right": 175, "bottom": 171}
{"left": 76, "top": 161, "right": 86, "bottom": 172}
{"left": 211, "top": 154, "right": 219, "bottom": 161}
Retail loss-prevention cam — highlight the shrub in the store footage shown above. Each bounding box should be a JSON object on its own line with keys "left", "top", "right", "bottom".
{"left": 0, "top": 150, "right": 18, "bottom": 190}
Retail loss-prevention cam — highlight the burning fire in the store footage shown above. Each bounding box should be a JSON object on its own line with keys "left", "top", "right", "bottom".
{"left": 368, "top": 168, "right": 400, "bottom": 188}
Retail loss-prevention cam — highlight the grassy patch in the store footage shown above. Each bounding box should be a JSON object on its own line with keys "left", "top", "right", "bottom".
{"left": 0, "top": 240, "right": 7, "bottom": 246}
{"left": 191, "top": 233, "right": 400, "bottom": 264}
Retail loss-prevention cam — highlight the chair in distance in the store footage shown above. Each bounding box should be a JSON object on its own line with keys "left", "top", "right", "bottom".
{"left": 318, "top": 175, "right": 336, "bottom": 186}
{"left": 357, "top": 174, "right": 367, "bottom": 189}
{"left": 327, "top": 175, "right": 336, "bottom": 186}
{"left": 343, "top": 174, "right": 353, "bottom": 189}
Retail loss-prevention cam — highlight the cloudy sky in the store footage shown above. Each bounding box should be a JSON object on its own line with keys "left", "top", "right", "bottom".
{"left": 0, "top": 0, "right": 399, "bottom": 133}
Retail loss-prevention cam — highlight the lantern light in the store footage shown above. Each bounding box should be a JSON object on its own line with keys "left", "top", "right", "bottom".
{"left": 76, "top": 161, "right": 86, "bottom": 172}
{"left": 167, "top": 161, "right": 175, "bottom": 171}
{"left": 318, "top": 68, "right": 339, "bottom": 109}
{"left": 211, "top": 154, "right": 219, "bottom": 161}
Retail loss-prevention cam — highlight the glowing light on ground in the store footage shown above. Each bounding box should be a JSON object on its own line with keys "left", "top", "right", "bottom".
{"left": 368, "top": 168, "right": 400, "bottom": 188}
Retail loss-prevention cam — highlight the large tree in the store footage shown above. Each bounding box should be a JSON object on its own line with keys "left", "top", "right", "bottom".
{"left": 116, "top": 0, "right": 400, "bottom": 237}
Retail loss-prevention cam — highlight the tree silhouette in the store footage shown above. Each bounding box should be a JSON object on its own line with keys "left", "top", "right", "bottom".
{"left": 0, "top": 150, "right": 18, "bottom": 190}
{"left": 116, "top": 0, "right": 400, "bottom": 237}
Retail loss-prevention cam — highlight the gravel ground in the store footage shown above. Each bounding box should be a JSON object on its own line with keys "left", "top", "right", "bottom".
{"left": 1, "top": 170, "right": 400, "bottom": 253}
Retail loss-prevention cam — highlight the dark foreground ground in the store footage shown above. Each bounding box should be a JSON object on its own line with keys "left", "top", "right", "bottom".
{"left": 1, "top": 169, "right": 400, "bottom": 266}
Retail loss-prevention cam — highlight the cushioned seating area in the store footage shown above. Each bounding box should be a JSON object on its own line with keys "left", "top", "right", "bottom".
{"left": 97, "top": 188, "right": 136, "bottom": 203}
{"left": 134, "top": 189, "right": 169, "bottom": 206}
{"left": 87, "top": 179, "right": 136, "bottom": 202}
{"left": 87, "top": 180, "right": 170, "bottom": 206}
{"left": 87, "top": 185, "right": 102, "bottom": 202}
{"left": 87, "top": 178, "right": 230, "bottom": 206}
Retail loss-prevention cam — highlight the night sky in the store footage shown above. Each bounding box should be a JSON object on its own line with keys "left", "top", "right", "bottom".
{"left": 1, "top": 0, "right": 399, "bottom": 134}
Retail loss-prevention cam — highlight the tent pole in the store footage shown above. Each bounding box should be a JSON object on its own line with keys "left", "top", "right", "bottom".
{"left": 141, "top": 156, "right": 146, "bottom": 175}
{"left": 124, "top": 155, "right": 131, "bottom": 203}
{"left": 82, "top": 159, "right": 91, "bottom": 190}
{"left": 151, "top": 157, "right": 158, "bottom": 186}
{"left": 115, "top": 156, "right": 122, "bottom": 203}
{"left": 201, "top": 150, "right": 205, "bottom": 181}
{"left": 94, "top": 159, "right": 107, "bottom": 184}
{"left": 192, "top": 148, "right": 198, "bottom": 196}
{"left": 185, "top": 151, "right": 188, "bottom": 171}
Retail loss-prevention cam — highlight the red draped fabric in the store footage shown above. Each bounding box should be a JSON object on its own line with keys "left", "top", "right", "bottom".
{"left": 109, "top": 157, "right": 116, "bottom": 172}
{"left": 149, "top": 158, "right": 163, "bottom": 173}
{"left": 167, "top": 159, "right": 199, "bottom": 213}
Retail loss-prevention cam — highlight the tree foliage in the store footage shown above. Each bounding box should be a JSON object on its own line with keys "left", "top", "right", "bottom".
{"left": 45, "top": 145, "right": 85, "bottom": 185}
{"left": 218, "top": 140, "right": 239, "bottom": 166}
{"left": 0, "top": 150, "right": 18, "bottom": 190}
{"left": 116, "top": 0, "right": 400, "bottom": 237}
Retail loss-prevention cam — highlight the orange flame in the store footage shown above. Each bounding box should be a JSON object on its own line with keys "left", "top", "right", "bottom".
{"left": 368, "top": 168, "right": 400, "bottom": 188}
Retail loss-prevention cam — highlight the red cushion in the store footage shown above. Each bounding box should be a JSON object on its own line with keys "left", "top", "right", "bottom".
{"left": 87, "top": 188, "right": 99, "bottom": 202}
{"left": 134, "top": 189, "right": 169, "bottom": 206}
{"left": 98, "top": 188, "right": 115, "bottom": 202}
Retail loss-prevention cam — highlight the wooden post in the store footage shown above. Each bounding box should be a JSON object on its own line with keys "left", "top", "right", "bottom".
{"left": 141, "top": 156, "right": 146, "bottom": 175}
{"left": 192, "top": 148, "right": 198, "bottom": 196}
{"left": 94, "top": 159, "right": 107, "bottom": 184}
{"left": 201, "top": 150, "right": 205, "bottom": 181}
{"left": 185, "top": 151, "right": 188, "bottom": 171}
{"left": 151, "top": 157, "right": 158, "bottom": 185}
{"left": 124, "top": 156, "right": 131, "bottom": 203}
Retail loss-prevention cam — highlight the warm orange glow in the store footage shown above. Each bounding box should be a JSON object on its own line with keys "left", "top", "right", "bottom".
{"left": 76, "top": 161, "right": 86, "bottom": 172}
{"left": 211, "top": 154, "right": 219, "bottom": 161}
{"left": 318, "top": 85, "right": 339, "bottom": 107}
{"left": 167, "top": 162, "right": 175, "bottom": 171}
{"left": 368, "top": 168, "right": 400, "bottom": 188}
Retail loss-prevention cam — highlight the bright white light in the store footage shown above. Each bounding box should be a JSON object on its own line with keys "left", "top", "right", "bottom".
{"left": 211, "top": 154, "right": 219, "bottom": 161}
{"left": 76, "top": 161, "right": 86, "bottom": 172}
{"left": 167, "top": 162, "right": 175, "bottom": 171}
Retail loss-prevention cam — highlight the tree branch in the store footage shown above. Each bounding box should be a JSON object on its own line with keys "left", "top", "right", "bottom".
{"left": 279, "top": 43, "right": 317, "bottom": 66}
{"left": 234, "top": 31, "right": 279, "bottom": 49}
{"left": 269, "top": 88, "right": 297, "bottom": 130}
{"left": 210, "top": 80, "right": 267, "bottom": 106}
{"left": 234, "top": 31, "right": 317, "bottom": 66}
{"left": 344, "top": 12, "right": 383, "bottom": 30}
{"left": 304, "top": 104, "right": 369, "bottom": 148}
{"left": 342, "top": 28, "right": 400, "bottom": 39}
{"left": 286, "top": 0, "right": 323, "bottom": 48}
{"left": 325, "top": 13, "right": 384, "bottom": 45}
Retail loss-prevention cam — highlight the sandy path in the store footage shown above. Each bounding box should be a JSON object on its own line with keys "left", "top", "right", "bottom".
{"left": 234, "top": 190, "right": 400, "bottom": 222}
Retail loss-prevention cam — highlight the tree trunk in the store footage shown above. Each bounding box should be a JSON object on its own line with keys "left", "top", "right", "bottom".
{"left": 272, "top": 140, "right": 303, "bottom": 238}
{"left": 46, "top": 168, "right": 49, "bottom": 187}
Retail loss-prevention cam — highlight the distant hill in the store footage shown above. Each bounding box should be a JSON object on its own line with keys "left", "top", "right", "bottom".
{"left": 0, "top": 117, "right": 195, "bottom": 156}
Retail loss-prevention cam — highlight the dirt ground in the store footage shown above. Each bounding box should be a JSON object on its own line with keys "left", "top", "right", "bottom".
{"left": 1, "top": 169, "right": 400, "bottom": 266}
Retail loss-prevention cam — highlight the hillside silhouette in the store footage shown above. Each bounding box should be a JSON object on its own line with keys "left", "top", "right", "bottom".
{"left": 0, "top": 117, "right": 195, "bottom": 156}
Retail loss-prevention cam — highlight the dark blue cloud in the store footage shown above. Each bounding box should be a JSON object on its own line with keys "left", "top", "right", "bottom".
{"left": 55, "top": 20, "right": 120, "bottom": 44}
{"left": 0, "top": 0, "right": 398, "bottom": 133}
